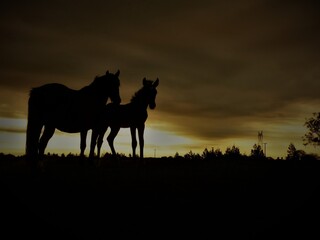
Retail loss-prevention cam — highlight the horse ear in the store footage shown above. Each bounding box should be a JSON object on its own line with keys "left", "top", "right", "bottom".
{"left": 143, "top": 77, "right": 147, "bottom": 86}
{"left": 153, "top": 78, "right": 159, "bottom": 87}
{"left": 106, "top": 70, "right": 109, "bottom": 75}
{"left": 115, "top": 70, "right": 120, "bottom": 77}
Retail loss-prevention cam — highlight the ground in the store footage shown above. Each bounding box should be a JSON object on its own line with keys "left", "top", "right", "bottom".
{"left": 1, "top": 155, "right": 320, "bottom": 239}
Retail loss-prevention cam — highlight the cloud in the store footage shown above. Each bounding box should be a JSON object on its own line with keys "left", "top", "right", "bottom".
{"left": 0, "top": 127, "right": 26, "bottom": 134}
{"left": 0, "top": 1, "right": 319, "bottom": 157}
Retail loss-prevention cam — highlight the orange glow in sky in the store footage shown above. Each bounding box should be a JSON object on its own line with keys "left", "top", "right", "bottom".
{"left": 0, "top": 1, "right": 319, "bottom": 158}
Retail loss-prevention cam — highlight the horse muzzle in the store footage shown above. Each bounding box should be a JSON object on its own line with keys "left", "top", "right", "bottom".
{"left": 111, "top": 97, "right": 121, "bottom": 105}
{"left": 149, "top": 103, "right": 156, "bottom": 109}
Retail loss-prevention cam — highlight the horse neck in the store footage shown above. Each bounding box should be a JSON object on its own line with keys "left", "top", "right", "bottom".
{"left": 130, "top": 100, "right": 148, "bottom": 112}
{"left": 79, "top": 85, "right": 107, "bottom": 104}
{"left": 77, "top": 85, "right": 91, "bottom": 96}
{"left": 80, "top": 85, "right": 95, "bottom": 94}
{"left": 130, "top": 94, "right": 149, "bottom": 111}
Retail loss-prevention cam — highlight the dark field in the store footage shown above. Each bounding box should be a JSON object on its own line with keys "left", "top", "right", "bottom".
{"left": 1, "top": 155, "right": 320, "bottom": 239}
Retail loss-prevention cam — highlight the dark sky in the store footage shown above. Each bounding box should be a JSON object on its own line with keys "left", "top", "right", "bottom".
{"left": 1, "top": 0, "right": 320, "bottom": 156}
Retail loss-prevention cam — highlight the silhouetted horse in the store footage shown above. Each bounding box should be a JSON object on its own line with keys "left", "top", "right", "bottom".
{"left": 26, "top": 70, "right": 121, "bottom": 166}
{"left": 85, "top": 78, "right": 159, "bottom": 159}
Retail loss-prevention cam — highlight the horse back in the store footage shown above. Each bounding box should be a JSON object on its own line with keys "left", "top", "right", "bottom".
{"left": 29, "top": 83, "right": 104, "bottom": 132}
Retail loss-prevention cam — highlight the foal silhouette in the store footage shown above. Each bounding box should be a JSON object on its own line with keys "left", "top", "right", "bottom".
{"left": 83, "top": 78, "right": 159, "bottom": 159}
{"left": 26, "top": 70, "right": 121, "bottom": 165}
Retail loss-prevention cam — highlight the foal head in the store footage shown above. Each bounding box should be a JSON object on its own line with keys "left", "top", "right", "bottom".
{"left": 131, "top": 78, "right": 159, "bottom": 110}
{"left": 91, "top": 70, "right": 121, "bottom": 104}
{"left": 144, "top": 78, "right": 159, "bottom": 109}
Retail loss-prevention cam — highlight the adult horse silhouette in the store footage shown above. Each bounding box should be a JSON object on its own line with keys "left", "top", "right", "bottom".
{"left": 26, "top": 70, "right": 121, "bottom": 166}
{"left": 84, "top": 78, "right": 159, "bottom": 159}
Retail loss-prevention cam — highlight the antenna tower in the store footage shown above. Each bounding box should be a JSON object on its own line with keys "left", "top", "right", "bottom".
{"left": 258, "top": 131, "right": 267, "bottom": 157}
{"left": 258, "top": 131, "right": 263, "bottom": 147}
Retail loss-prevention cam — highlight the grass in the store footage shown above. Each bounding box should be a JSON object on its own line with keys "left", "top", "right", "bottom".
{"left": 1, "top": 154, "right": 320, "bottom": 239}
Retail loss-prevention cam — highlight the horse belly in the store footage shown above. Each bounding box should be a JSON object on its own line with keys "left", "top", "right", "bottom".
{"left": 53, "top": 114, "right": 93, "bottom": 133}
{"left": 120, "top": 122, "right": 131, "bottom": 128}
{"left": 56, "top": 125, "right": 88, "bottom": 133}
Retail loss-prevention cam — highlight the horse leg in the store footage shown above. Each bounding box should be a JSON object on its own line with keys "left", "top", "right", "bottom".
{"left": 130, "top": 127, "right": 137, "bottom": 158}
{"left": 26, "top": 95, "right": 43, "bottom": 168}
{"left": 26, "top": 122, "right": 43, "bottom": 167}
{"left": 89, "top": 129, "right": 99, "bottom": 159}
{"left": 138, "top": 124, "right": 145, "bottom": 159}
{"left": 38, "top": 126, "right": 55, "bottom": 158}
{"left": 80, "top": 131, "right": 87, "bottom": 157}
{"left": 97, "top": 127, "right": 107, "bottom": 158}
{"left": 107, "top": 127, "right": 120, "bottom": 156}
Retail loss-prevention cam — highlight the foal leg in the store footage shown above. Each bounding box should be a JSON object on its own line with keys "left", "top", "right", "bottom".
{"left": 38, "top": 126, "right": 55, "bottom": 158}
{"left": 80, "top": 131, "right": 87, "bottom": 157}
{"left": 107, "top": 127, "right": 120, "bottom": 156}
{"left": 138, "top": 124, "right": 145, "bottom": 159}
{"left": 130, "top": 127, "right": 137, "bottom": 158}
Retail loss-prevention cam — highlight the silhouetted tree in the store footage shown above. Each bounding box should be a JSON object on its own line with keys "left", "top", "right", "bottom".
{"left": 202, "top": 147, "right": 223, "bottom": 160}
{"left": 225, "top": 145, "right": 241, "bottom": 159}
{"left": 289, "top": 149, "right": 320, "bottom": 161}
{"left": 67, "top": 152, "right": 75, "bottom": 158}
{"left": 173, "top": 152, "right": 184, "bottom": 161}
{"left": 300, "top": 153, "right": 319, "bottom": 161}
{"left": 251, "top": 144, "right": 264, "bottom": 159}
{"left": 286, "top": 143, "right": 303, "bottom": 160}
{"left": 303, "top": 112, "right": 320, "bottom": 147}
{"left": 202, "top": 148, "right": 211, "bottom": 159}
{"left": 202, "top": 147, "right": 215, "bottom": 160}
{"left": 214, "top": 148, "right": 223, "bottom": 159}
{"left": 184, "top": 150, "right": 201, "bottom": 160}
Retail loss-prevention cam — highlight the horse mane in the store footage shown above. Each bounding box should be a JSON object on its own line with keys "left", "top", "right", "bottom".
{"left": 130, "top": 79, "right": 153, "bottom": 104}
{"left": 130, "top": 88, "right": 144, "bottom": 103}
{"left": 90, "top": 71, "right": 121, "bottom": 87}
{"left": 81, "top": 75, "right": 108, "bottom": 92}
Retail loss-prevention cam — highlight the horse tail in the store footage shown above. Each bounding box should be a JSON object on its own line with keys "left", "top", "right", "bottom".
{"left": 25, "top": 88, "right": 43, "bottom": 163}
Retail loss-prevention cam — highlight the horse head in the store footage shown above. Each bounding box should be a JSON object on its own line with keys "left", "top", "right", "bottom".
{"left": 92, "top": 70, "right": 121, "bottom": 104}
{"left": 143, "top": 77, "right": 159, "bottom": 110}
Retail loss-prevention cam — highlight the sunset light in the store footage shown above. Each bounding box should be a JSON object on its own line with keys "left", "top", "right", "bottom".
{"left": 0, "top": 1, "right": 319, "bottom": 158}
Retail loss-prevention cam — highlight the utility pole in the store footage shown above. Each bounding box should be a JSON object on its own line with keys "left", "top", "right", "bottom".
{"left": 263, "top": 142, "right": 267, "bottom": 157}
